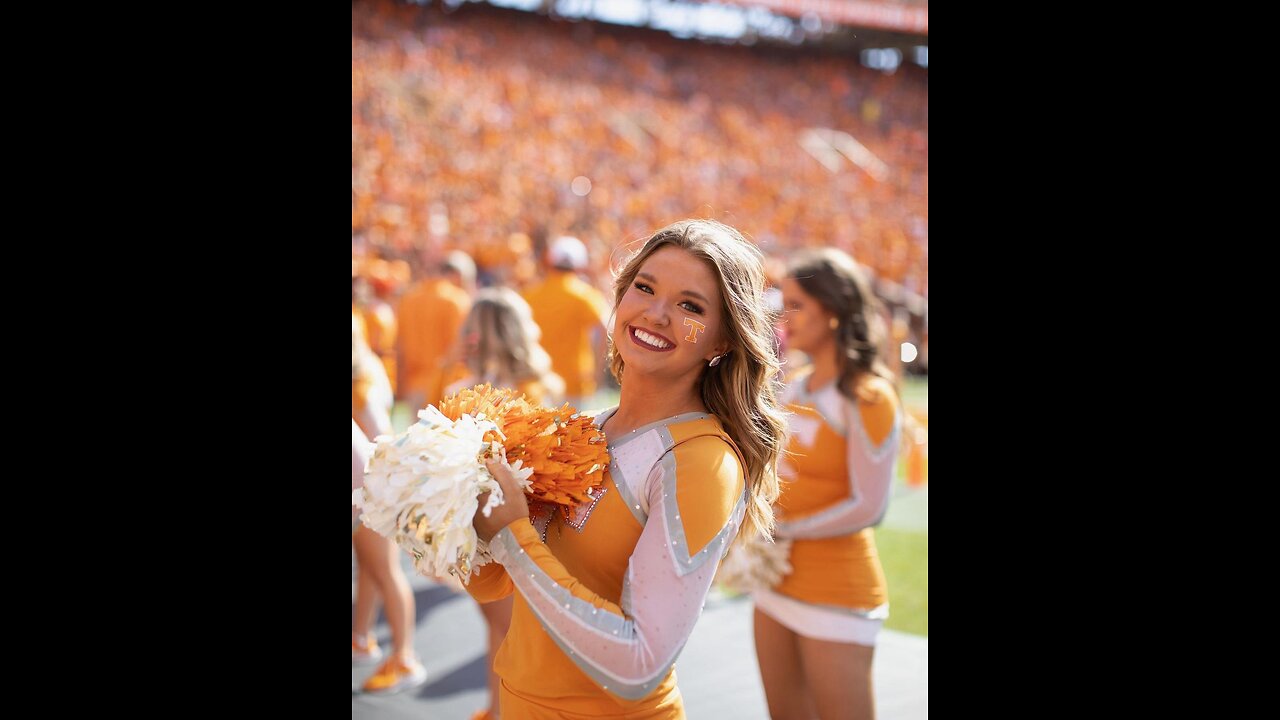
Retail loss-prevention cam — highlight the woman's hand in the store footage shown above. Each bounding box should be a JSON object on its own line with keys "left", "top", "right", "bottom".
{"left": 474, "top": 459, "right": 531, "bottom": 542}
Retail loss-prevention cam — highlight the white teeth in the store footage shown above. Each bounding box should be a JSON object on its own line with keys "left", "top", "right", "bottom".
{"left": 634, "top": 328, "right": 671, "bottom": 349}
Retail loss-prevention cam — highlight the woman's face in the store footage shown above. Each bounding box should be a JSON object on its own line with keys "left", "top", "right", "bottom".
{"left": 613, "top": 245, "right": 728, "bottom": 381}
{"left": 780, "top": 277, "right": 836, "bottom": 356}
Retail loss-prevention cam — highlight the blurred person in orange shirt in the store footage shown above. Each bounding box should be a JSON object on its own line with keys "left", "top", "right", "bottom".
{"left": 396, "top": 249, "right": 475, "bottom": 415}
{"left": 522, "top": 236, "right": 610, "bottom": 408}
{"left": 357, "top": 259, "right": 401, "bottom": 395}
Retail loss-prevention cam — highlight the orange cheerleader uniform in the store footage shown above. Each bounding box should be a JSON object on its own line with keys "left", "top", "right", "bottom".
{"left": 754, "top": 370, "right": 901, "bottom": 645}
{"left": 467, "top": 410, "right": 747, "bottom": 718}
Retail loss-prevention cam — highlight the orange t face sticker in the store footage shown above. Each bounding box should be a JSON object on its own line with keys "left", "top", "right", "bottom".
{"left": 683, "top": 317, "right": 706, "bottom": 343}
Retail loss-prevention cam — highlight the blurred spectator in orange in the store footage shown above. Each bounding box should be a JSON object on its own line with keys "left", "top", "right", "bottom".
{"left": 358, "top": 258, "right": 402, "bottom": 395}
{"left": 396, "top": 249, "right": 475, "bottom": 414}
{"left": 521, "top": 236, "right": 610, "bottom": 408}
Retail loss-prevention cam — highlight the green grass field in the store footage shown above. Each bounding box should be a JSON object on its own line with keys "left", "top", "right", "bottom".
{"left": 900, "top": 376, "right": 929, "bottom": 414}
{"left": 878, "top": 524, "right": 928, "bottom": 636}
{"left": 881, "top": 376, "right": 928, "bottom": 636}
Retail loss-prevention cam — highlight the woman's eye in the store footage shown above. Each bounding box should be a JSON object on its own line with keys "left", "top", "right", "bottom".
{"left": 680, "top": 301, "right": 704, "bottom": 314}
{"left": 633, "top": 282, "right": 653, "bottom": 294}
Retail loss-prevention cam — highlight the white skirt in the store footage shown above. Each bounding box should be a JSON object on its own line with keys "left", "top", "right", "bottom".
{"left": 752, "top": 588, "right": 888, "bottom": 647}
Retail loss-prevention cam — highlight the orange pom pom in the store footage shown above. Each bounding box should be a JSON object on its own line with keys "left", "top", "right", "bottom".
{"left": 438, "top": 385, "right": 610, "bottom": 508}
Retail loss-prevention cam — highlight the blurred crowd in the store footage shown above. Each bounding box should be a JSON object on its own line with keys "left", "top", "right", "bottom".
{"left": 352, "top": 0, "right": 927, "bottom": 313}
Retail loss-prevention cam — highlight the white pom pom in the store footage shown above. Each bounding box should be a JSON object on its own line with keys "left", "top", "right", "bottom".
{"left": 715, "top": 531, "right": 793, "bottom": 593}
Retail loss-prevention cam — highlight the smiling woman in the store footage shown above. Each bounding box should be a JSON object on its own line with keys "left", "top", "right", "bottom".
{"left": 464, "top": 218, "right": 787, "bottom": 719}
{"left": 605, "top": 220, "right": 787, "bottom": 534}
{"left": 614, "top": 245, "right": 728, "bottom": 370}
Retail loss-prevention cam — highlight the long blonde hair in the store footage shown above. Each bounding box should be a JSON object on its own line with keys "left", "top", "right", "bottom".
{"left": 607, "top": 219, "right": 785, "bottom": 539}
{"left": 459, "top": 287, "right": 565, "bottom": 400}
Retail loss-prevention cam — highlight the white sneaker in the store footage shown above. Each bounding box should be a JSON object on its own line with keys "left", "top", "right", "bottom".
{"left": 352, "top": 633, "right": 384, "bottom": 665}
